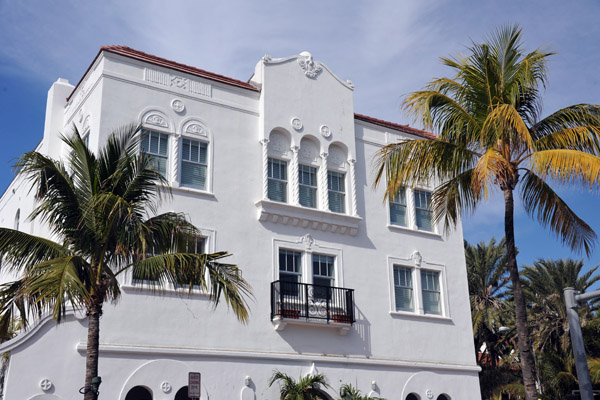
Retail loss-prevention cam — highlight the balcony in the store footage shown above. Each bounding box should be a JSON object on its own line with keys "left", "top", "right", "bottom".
{"left": 270, "top": 280, "right": 355, "bottom": 335}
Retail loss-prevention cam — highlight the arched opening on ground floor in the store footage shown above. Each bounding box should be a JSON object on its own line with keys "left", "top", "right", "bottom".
{"left": 175, "top": 386, "right": 189, "bottom": 400}
{"left": 406, "top": 394, "right": 421, "bottom": 400}
{"left": 125, "top": 385, "right": 152, "bottom": 400}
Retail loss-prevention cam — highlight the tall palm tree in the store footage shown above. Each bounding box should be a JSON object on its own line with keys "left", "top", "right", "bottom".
{"left": 465, "top": 238, "right": 511, "bottom": 369}
{"left": 374, "top": 25, "right": 600, "bottom": 400}
{"left": 338, "top": 383, "right": 385, "bottom": 400}
{"left": 0, "top": 125, "right": 252, "bottom": 400}
{"left": 268, "top": 370, "right": 331, "bottom": 400}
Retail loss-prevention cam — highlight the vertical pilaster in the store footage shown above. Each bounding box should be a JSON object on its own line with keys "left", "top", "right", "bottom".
{"left": 319, "top": 152, "right": 329, "bottom": 211}
{"left": 260, "top": 139, "right": 270, "bottom": 200}
{"left": 348, "top": 159, "right": 358, "bottom": 216}
{"left": 171, "top": 134, "right": 180, "bottom": 186}
{"left": 290, "top": 146, "right": 300, "bottom": 205}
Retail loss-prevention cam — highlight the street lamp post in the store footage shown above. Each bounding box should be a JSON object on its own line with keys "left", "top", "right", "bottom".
{"left": 564, "top": 287, "right": 600, "bottom": 400}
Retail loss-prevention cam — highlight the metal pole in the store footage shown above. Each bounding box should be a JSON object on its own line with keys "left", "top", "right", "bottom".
{"left": 564, "top": 287, "right": 594, "bottom": 400}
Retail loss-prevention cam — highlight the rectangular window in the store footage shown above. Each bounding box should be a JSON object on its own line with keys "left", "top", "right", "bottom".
{"left": 181, "top": 138, "right": 208, "bottom": 190}
{"left": 299, "top": 165, "right": 317, "bottom": 208}
{"left": 268, "top": 158, "right": 287, "bottom": 202}
{"left": 390, "top": 187, "right": 408, "bottom": 227}
{"left": 279, "top": 249, "right": 302, "bottom": 296}
{"left": 312, "top": 254, "right": 334, "bottom": 299}
{"left": 174, "top": 236, "right": 206, "bottom": 290}
{"left": 328, "top": 171, "right": 345, "bottom": 213}
{"left": 421, "top": 270, "right": 441, "bottom": 315}
{"left": 141, "top": 130, "right": 169, "bottom": 178}
{"left": 393, "top": 266, "right": 414, "bottom": 311}
{"left": 414, "top": 190, "right": 433, "bottom": 231}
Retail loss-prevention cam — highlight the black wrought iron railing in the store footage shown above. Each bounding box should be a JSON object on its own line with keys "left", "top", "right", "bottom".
{"left": 270, "top": 280, "right": 355, "bottom": 324}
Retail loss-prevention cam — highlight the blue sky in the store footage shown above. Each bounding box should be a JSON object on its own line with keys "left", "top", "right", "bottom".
{"left": 1, "top": 0, "right": 599, "bottom": 284}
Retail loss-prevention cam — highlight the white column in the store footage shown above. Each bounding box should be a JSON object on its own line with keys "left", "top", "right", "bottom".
{"left": 171, "top": 134, "right": 180, "bottom": 186}
{"left": 290, "top": 146, "right": 300, "bottom": 205}
{"left": 348, "top": 159, "right": 358, "bottom": 216}
{"left": 319, "top": 152, "right": 329, "bottom": 211}
{"left": 260, "top": 139, "right": 269, "bottom": 200}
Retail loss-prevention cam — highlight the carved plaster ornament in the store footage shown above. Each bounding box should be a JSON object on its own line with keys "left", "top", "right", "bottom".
{"left": 171, "top": 99, "right": 185, "bottom": 113}
{"left": 186, "top": 123, "right": 207, "bottom": 136}
{"left": 262, "top": 53, "right": 272, "bottom": 63}
{"left": 346, "top": 80, "right": 355, "bottom": 89}
{"left": 320, "top": 125, "right": 331, "bottom": 138}
{"left": 145, "top": 113, "right": 168, "bottom": 128}
{"left": 291, "top": 117, "right": 303, "bottom": 131}
{"left": 371, "top": 381, "right": 377, "bottom": 390}
{"left": 426, "top": 389, "right": 434, "bottom": 399}
{"left": 171, "top": 75, "right": 188, "bottom": 89}
{"left": 299, "top": 141, "right": 318, "bottom": 161}
{"left": 40, "top": 378, "right": 53, "bottom": 391}
{"left": 300, "top": 233, "right": 314, "bottom": 250}
{"left": 297, "top": 51, "right": 323, "bottom": 79}
{"left": 161, "top": 381, "right": 172, "bottom": 393}
{"left": 412, "top": 251, "right": 423, "bottom": 267}
{"left": 245, "top": 376, "right": 251, "bottom": 387}
{"left": 328, "top": 147, "right": 344, "bottom": 166}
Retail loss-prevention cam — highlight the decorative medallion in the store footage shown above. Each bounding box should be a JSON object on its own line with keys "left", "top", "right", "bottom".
{"left": 320, "top": 125, "right": 331, "bottom": 138}
{"left": 161, "top": 381, "right": 172, "bottom": 393}
{"left": 291, "top": 117, "right": 303, "bottom": 131}
{"left": 171, "top": 99, "right": 185, "bottom": 113}
{"left": 426, "top": 389, "right": 434, "bottom": 399}
{"left": 297, "top": 52, "right": 323, "bottom": 79}
{"left": 145, "top": 113, "right": 168, "bottom": 128}
{"left": 40, "top": 378, "right": 52, "bottom": 391}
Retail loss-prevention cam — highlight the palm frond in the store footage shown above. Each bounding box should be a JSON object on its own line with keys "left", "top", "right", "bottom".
{"left": 0, "top": 229, "right": 69, "bottom": 273}
{"left": 520, "top": 170, "right": 596, "bottom": 255}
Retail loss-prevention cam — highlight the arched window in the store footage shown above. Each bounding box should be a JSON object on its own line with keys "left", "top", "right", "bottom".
{"left": 174, "top": 386, "right": 188, "bottom": 400}
{"left": 406, "top": 394, "right": 420, "bottom": 400}
{"left": 125, "top": 385, "right": 152, "bottom": 400}
{"left": 437, "top": 395, "right": 450, "bottom": 400}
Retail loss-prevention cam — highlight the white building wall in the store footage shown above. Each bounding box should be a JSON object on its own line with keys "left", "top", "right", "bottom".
{"left": 0, "top": 48, "right": 481, "bottom": 400}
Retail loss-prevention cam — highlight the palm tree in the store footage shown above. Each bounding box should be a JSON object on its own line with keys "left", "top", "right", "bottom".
{"left": 338, "top": 383, "right": 385, "bottom": 400}
{"left": 522, "top": 259, "right": 600, "bottom": 356}
{"left": 374, "top": 25, "right": 600, "bottom": 400}
{"left": 268, "top": 370, "right": 331, "bottom": 400}
{"left": 0, "top": 125, "right": 252, "bottom": 400}
{"left": 465, "top": 237, "right": 511, "bottom": 368}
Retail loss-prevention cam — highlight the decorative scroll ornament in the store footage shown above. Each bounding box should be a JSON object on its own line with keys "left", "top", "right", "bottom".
{"left": 185, "top": 123, "right": 207, "bottom": 136}
{"left": 291, "top": 117, "right": 303, "bottom": 131}
{"left": 161, "top": 381, "right": 172, "bottom": 393}
{"left": 262, "top": 53, "right": 272, "bottom": 63}
{"left": 412, "top": 251, "right": 423, "bottom": 267}
{"left": 320, "top": 125, "right": 331, "bottom": 138}
{"left": 300, "top": 233, "right": 314, "bottom": 250}
{"left": 171, "top": 99, "right": 185, "bottom": 113}
{"left": 426, "top": 389, "right": 434, "bottom": 399}
{"left": 297, "top": 52, "right": 323, "bottom": 79}
{"left": 145, "top": 113, "right": 168, "bottom": 128}
{"left": 40, "top": 378, "right": 52, "bottom": 391}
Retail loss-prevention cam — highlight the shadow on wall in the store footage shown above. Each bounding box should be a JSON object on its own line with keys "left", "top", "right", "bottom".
{"left": 276, "top": 304, "right": 371, "bottom": 357}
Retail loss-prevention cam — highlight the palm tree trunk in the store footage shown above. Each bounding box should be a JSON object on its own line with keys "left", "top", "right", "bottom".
{"left": 504, "top": 189, "right": 538, "bottom": 400}
{"left": 83, "top": 303, "right": 101, "bottom": 400}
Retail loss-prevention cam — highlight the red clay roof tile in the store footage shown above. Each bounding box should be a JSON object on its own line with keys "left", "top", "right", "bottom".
{"left": 354, "top": 113, "right": 437, "bottom": 139}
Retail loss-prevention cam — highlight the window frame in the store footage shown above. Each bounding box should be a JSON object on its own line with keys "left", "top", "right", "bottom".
{"left": 179, "top": 136, "right": 209, "bottom": 191}
{"left": 140, "top": 128, "right": 171, "bottom": 180}
{"left": 413, "top": 189, "right": 434, "bottom": 232}
{"left": 389, "top": 187, "right": 408, "bottom": 227}
{"left": 327, "top": 170, "right": 346, "bottom": 214}
{"left": 298, "top": 164, "right": 318, "bottom": 208}
{"left": 273, "top": 237, "right": 343, "bottom": 288}
{"left": 268, "top": 157, "right": 289, "bottom": 203}
{"left": 387, "top": 255, "right": 449, "bottom": 319}
{"left": 127, "top": 228, "right": 216, "bottom": 294}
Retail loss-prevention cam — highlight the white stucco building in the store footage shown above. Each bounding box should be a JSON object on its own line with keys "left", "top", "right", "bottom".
{"left": 0, "top": 47, "right": 481, "bottom": 400}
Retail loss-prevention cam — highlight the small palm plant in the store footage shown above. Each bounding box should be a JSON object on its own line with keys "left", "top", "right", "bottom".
{"left": 338, "top": 383, "right": 385, "bottom": 400}
{"left": 0, "top": 125, "right": 252, "bottom": 400}
{"left": 268, "top": 370, "right": 331, "bottom": 400}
